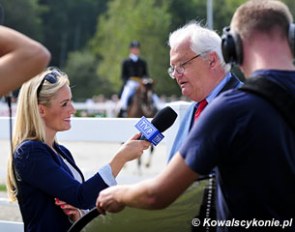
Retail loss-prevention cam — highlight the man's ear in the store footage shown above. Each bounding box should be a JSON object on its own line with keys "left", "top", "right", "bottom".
{"left": 208, "top": 51, "right": 218, "bottom": 68}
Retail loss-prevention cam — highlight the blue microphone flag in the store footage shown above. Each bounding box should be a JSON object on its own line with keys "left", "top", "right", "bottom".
{"left": 135, "top": 116, "right": 164, "bottom": 146}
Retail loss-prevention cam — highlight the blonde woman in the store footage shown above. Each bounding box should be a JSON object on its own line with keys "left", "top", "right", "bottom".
{"left": 6, "top": 67, "right": 149, "bottom": 232}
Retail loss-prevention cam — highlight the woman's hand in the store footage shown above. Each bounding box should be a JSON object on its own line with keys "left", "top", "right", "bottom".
{"left": 110, "top": 133, "right": 150, "bottom": 177}
{"left": 55, "top": 198, "right": 82, "bottom": 223}
{"left": 118, "top": 133, "right": 151, "bottom": 162}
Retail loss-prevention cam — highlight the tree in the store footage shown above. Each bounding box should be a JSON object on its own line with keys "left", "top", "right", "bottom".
{"left": 1, "top": 0, "right": 44, "bottom": 41}
{"left": 89, "top": 0, "right": 175, "bottom": 96}
{"left": 64, "top": 50, "right": 105, "bottom": 101}
{"left": 39, "top": 0, "right": 108, "bottom": 67}
{"left": 169, "top": 0, "right": 206, "bottom": 32}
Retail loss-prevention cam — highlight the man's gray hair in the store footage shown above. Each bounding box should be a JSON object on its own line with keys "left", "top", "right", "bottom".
{"left": 168, "top": 20, "right": 230, "bottom": 72}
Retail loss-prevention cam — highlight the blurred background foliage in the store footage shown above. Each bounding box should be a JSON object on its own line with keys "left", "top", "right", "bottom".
{"left": 1, "top": 0, "right": 294, "bottom": 101}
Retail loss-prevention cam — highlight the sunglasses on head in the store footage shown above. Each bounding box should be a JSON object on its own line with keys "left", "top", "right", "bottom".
{"left": 36, "top": 70, "right": 60, "bottom": 97}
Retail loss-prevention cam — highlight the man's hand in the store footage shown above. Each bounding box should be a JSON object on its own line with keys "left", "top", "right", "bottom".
{"left": 96, "top": 185, "right": 126, "bottom": 214}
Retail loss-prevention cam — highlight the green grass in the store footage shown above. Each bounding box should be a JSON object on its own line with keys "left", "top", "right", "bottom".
{"left": 0, "top": 184, "right": 6, "bottom": 192}
{"left": 84, "top": 181, "right": 208, "bottom": 232}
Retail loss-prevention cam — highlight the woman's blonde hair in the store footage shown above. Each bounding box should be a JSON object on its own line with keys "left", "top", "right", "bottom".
{"left": 6, "top": 67, "right": 70, "bottom": 201}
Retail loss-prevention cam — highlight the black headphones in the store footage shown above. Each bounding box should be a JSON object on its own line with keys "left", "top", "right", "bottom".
{"left": 221, "top": 27, "right": 243, "bottom": 65}
{"left": 221, "top": 24, "right": 295, "bottom": 65}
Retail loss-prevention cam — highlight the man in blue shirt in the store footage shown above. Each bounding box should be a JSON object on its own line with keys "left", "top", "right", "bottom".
{"left": 166, "top": 21, "right": 242, "bottom": 231}
{"left": 96, "top": 1, "right": 295, "bottom": 231}
{"left": 166, "top": 21, "right": 242, "bottom": 162}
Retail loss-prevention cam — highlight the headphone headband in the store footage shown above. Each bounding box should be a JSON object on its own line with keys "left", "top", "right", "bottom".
{"left": 221, "top": 24, "right": 295, "bottom": 65}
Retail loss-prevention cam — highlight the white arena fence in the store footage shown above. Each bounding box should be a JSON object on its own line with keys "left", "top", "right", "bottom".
{"left": 0, "top": 100, "right": 120, "bottom": 118}
{"left": 0, "top": 101, "right": 190, "bottom": 144}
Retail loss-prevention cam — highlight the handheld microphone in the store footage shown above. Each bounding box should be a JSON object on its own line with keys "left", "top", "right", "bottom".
{"left": 67, "top": 108, "right": 178, "bottom": 232}
{"left": 135, "top": 106, "right": 178, "bottom": 146}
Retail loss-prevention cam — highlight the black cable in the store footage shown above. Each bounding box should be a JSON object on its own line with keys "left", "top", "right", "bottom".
{"left": 6, "top": 94, "right": 13, "bottom": 156}
{"left": 67, "top": 207, "right": 100, "bottom": 232}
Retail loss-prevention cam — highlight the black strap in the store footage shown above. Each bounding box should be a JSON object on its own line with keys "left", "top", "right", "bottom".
{"left": 239, "top": 76, "right": 295, "bottom": 131}
{"left": 192, "top": 177, "right": 216, "bottom": 232}
{"left": 67, "top": 207, "right": 99, "bottom": 232}
{"left": 192, "top": 75, "right": 241, "bottom": 232}
{"left": 218, "top": 73, "right": 241, "bottom": 94}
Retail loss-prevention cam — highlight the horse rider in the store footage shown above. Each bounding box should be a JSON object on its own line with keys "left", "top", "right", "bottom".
{"left": 118, "top": 41, "right": 160, "bottom": 117}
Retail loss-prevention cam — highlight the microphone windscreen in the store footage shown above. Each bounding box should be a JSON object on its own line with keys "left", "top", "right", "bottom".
{"left": 151, "top": 106, "right": 177, "bottom": 132}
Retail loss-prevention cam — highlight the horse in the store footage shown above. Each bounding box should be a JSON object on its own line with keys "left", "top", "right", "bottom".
{"left": 127, "top": 78, "right": 158, "bottom": 118}
{"left": 127, "top": 78, "right": 158, "bottom": 172}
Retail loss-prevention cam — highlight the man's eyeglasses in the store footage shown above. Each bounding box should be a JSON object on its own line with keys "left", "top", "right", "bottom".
{"left": 168, "top": 54, "right": 202, "bottom": 79}
{"left": 36, "top": 70, "right": 59, "bottom": 97}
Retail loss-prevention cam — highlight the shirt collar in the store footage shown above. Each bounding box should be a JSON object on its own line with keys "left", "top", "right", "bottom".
{"left": 198, "top": 72, "right": 232, "bottom": 105}
{"left": 129, "top": 54, "right": 139, "bottom": 62}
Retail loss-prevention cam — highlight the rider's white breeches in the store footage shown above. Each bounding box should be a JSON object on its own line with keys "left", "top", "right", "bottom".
{"left": 120, "top": 80, "right": 140, "bottom": 110}
{"left": 119, "top": 80, "right": 160, "bottom": 110}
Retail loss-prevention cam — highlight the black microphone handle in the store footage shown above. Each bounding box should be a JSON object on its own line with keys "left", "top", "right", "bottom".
{"left": 138, "top": 133, "right": 147, "bottom": 141}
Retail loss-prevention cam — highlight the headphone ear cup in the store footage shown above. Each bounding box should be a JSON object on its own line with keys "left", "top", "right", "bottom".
{"left": 288, "top": 23, "right": 295, "bottom": 57}
{"left": 221, "top": 27, "right": 243, "bottom": 65}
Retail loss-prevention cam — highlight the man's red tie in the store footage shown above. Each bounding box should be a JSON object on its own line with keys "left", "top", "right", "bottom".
{"left": 194, "top": 99, "right": 208, "bottom": 122}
